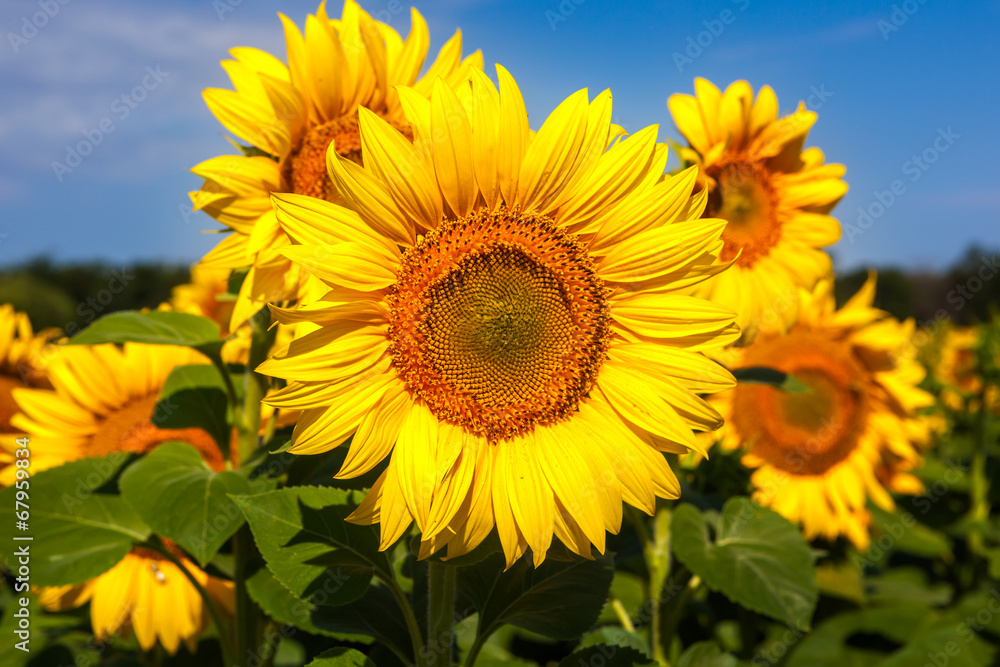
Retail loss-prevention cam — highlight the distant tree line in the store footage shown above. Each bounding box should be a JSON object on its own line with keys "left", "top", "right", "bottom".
{"left": 834, "top": 245, "right": 1000, "bottom": 327}
{"left": 0, "top": 245, "right": 996, "bottom": 333}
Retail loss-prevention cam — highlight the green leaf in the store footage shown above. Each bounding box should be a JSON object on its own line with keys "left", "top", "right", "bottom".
{"left": 557, "top": 645, "right": 656, "bottom": 667}
{"left": 676, "top": 641, "right": 737, "bottom": 667}
{"left": 153, "top": 364, "right": 232, "bottom": 452}
{"left": 815, "top": 560, "right": 866, "bottom": 604}
{"left": 671, "top": 498, "right": 817, "bottom": 630}
{"left": 460, "top": 552, "right": 613, "bottom": 641}
{"left": 868, "top": 505, "right": 952, "bottom": 560}
{"left": 731, "top": 367, "right": 810, "bottom": 393}
{"left": 305, "top": 648, "right": 375, "bottom": 667}
{"left": 65, "top": 310, "right": 224, "bottom": 358}
{"left": 232, "top": 487, "right": 392, "bottom": 608}
{"left": 0, "top": 455, "right": 149, "bottom": 586}
{"left": 309, "top": 586, "right": 413, "bottom": 659}
{"left": 118, "top": 442, "right": 249, "bottom": 567}
{"left": 244, "top": 560, "right": 371, "bottom": 644}
{"left": 578, "top": 626, "right": 650, "bottom": 656}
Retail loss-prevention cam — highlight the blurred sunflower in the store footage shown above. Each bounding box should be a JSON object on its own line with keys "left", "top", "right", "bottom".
{"left": 38, "top": 543, "right": 234, "bottom": 654}
{"left": 710, "top": 275, "right": 934, "bottom": 548}
{"left": 0, "top": 305, "right": 61, "bottom": 480}
{"left": 2, "top": 343, "right": 234, "bottom": 652}
{"left": 258, "top": 66, "right": 739, "bottom": 567}
{"left": 192, "top": 0, "right": 482, "bottom": 331}
{"left": 935, "top": 326, "right": 998, "bottom": 413}
{"left": 668, "top": 79, "right": 847, "bottom": 338}
{"left": 0, "top": 304, "right": 60, "bottom": 430}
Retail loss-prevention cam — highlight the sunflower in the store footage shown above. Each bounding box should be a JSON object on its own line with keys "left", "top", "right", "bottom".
{"left": 192, "top": 0, "right": 482, "bottom": 331}
{"left": 0, "top": 305, "right": 61, "bottom": 480}
{"left": 258, "top": 66, "right": 739, "bottom": 567}
{"left": 38, "top": 542, "right": 235, "bottom": 654}
{"left": 710, "top": 275, "right": 934, "bottom": 548}
{"left": 0, "top": 304, "right": 59, "bottom": 430}
{"left": 2, "top": 343, "right": 234, "bottom": 652}
{"left": 668, "top": 79, "right": 847, "bottom": 338}
{"left": 935, "top": 326, "right": 998, "bottom": 413}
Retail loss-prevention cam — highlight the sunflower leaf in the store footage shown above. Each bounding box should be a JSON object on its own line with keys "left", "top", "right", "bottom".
{"left": 244, "top": 559, "right": 373, "bottom": 644}
{"left": 231, "top": 487, "right": 393, "bottom": 609}
{"left": 306, "top": 648, "right": 376, "bottom": 667}
{"left": 153, "top": 364, "right": 233, "bottom": 454}
{"left": 118, "top": 442, "right": 250, "bottom": 567}
{"left": 459, "top": 552, "right": 614, "bottom": 641}
{"left": 676, "top": 641, "right": 737, "bottom": 667}
{"left": 65, "top": 310, "right": 224, "bottom": 358}
{"left": 671, "top": 498, "right": 818, "bottom": 630}
{"left": 0, "top": 454, "right": 149, "bottom": 587}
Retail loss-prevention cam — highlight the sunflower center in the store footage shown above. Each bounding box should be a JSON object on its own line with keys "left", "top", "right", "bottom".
{"left": 387, "top": 208, "right": 610, "bottom": 441}
{"left": 283, "top": 110, "right": 413, "bottom": 202}
{"left": 88, "top": 394, "right": 225, "bottom": 471}
{"left": 0, "top": 373, "right": 25, "bottom": 432}
{"left": 731, "top": 331, "right": 869, "bottom": 475}
{"left": 707, "top": 162, "right": 781, "bottom": 267}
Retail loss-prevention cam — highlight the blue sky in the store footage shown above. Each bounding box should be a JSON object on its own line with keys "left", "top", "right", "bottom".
{"left": 1, "top": 0, "right": 997, "bottom": 271}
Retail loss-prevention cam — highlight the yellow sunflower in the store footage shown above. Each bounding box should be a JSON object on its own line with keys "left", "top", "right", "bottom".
{"left": 0, "top": 304, "right": 60, "bottom": 430}
{"left": 38, "top": 542, "right": 235, "bottom": 654}
{"left": 710, "top": 275, "right": 934, "bottom": 548}
{"left": 0, "top": 305, "right": 61, "bottom": 480}
{"left": 3, "top": 343, "right": 234, "bottom": 652}
{"left": 258, "top": 66, "right": 739, "bottom": 567}
{"left": 935, "top": 326, "right": 998, "bottom": 413}
{"left": 668, "top": 79, "right": 847, "bottom": 338}
{"left": 192, "top": 0, "right": 482, "bottom": 331}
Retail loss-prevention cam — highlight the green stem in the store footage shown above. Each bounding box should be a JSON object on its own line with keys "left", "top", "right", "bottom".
{"left": 426, "top": 561, "right": 457, "bottom": 667}
{"left": 233, "top": 309, "right": 273, "bottom": 666}
{"left": 968, "top": 403, "right": 989, "bottom": 557}
{"left": 629, "top": 506, "right": 672, "bottom": 665}
{"left": 380, "top": 575, "right": 426, "bottom": 665}
{"left": 659, "top": 571, "right": 698, "bottom": 657}
{"left": 463, "top": 635, "right": 487, "bottom": 667}
{"left": 146, "top": 538, "right": 234, "bottom": 667}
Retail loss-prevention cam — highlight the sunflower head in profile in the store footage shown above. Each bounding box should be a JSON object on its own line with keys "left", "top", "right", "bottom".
{"left": 258, "top": 65, "right": 739, "bottom": 567}
{"left": 3, "top": 343, "right": 234, "bottom": 651}
{"left": 668, "top": 79, "right": 847, "bottom": 339}
{"left": 191, "top": 0, "right": 482, "bottom": 331}
{"left": 710, "top": 274, "right": 935, "bottom": 549}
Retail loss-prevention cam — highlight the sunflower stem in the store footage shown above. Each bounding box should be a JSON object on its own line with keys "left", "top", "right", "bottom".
{"left": 426, "top": 561, "right": 457, "bottom": 667}
{"left": 629, "top": 505, "right": 672, "bottom": 665}
{"left": 233, "top": 308, "right": 272, "bottom": 666}
{"left": 381, "top": 575, "right": 426, "bottom": 664}
{"left": 145, "top": 537, "right": 235, "bottom": 667}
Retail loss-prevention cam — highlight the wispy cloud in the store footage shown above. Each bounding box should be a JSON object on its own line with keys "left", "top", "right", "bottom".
{"left": 0, "top": 1, "right": 284, "bottom": 180}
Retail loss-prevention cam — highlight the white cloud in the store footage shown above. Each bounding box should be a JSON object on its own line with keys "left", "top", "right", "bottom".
{"left": 0, "top": 1, "right": 285, "bottom": 177}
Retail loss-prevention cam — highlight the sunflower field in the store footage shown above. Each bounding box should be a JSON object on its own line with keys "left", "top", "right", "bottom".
{"left": 2, "top": 2, "right": 999, "bottom": 667}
